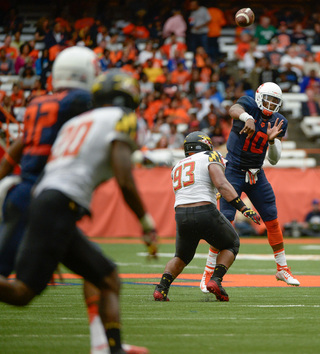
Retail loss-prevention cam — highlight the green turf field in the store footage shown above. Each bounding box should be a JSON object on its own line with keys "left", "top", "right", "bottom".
{"left": 1, "top": 239, "right": 319, "bottom": 354}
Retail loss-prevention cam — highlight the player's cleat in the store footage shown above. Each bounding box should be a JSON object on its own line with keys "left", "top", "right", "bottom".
{"left": 200, "top": 270, "right": 214, "bottom": 294}
{"left": 206, "top": 277, "right": 229, "bottom": 301}
{"left": 153, "top": 285, "right": 170, "bottom": 301}
{"left": 123, "top": 344, "right": 150, "bottom": 354}
{"left": 275, "top": 266, "right": 300, "bottom": 286}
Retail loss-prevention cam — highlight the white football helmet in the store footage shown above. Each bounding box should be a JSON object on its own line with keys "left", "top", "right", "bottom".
{"left": 52, "top": 46, "right": 100, "bottom": 91}
{"left": 255, "top": 82, "right": 283, "bottom": 116}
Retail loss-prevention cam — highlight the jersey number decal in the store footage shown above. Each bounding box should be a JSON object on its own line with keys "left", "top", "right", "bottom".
{"left": 49, "top": 120, "right": 93, "bottom": 161}
{"left": 24, "top": 101, "right": 59, "bottom": 153}
{"left": 242, "top": 131, "right": 268, "bottom": 154}
{"left": 173, "top": 161, "right": 195, "bottom": 191}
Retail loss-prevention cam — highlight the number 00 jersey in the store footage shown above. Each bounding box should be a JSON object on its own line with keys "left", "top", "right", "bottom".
{"left": 172, "top": 150, "right": 225, "bottom": 208}
{"left": 34, "top": 106, "right": 137, "bottom": 210}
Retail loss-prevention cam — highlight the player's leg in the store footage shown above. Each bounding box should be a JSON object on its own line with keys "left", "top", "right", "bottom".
{"left": 200, "top": 166, "right": 244, "bottom": 293}
{"left": 0, "top": 182, "right": 32, "bottom": 277}
{"left": 84, "top": 281, "right": 149, "bottom": 354}
{"left": 64, "top": 228, "right": 149, "bottom": 354}
{"left": 154, "top": 207, "right": 200, "bottom": 301}
{"left": 202, "top": 206, "right": 240, "bottom": 301}
{"left": 0, "top": 190, "right": 72, "bottom": 305}
{"left": 246, "top": 170, "right": 300, "bottom": 286}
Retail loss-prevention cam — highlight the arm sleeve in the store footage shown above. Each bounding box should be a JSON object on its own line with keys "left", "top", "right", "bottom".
{"left": 267, "top": 138, "right": 282, "bottom": 165}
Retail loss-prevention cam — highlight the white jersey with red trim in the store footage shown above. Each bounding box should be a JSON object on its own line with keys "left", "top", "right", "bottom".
{"left": 34, "top": 106, "right": 137, "bottom": 210}
{"left": 172, "top": 150, "right": 225, "bottom": 208}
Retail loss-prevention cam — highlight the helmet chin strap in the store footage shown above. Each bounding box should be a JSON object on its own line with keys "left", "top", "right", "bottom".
{"left": 262, "top": 108, "right": 272, "bottom": 116}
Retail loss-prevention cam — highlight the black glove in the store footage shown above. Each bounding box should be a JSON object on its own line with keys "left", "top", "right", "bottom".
{"left": 242, "top": 208, "right": 261, "bottom": 225}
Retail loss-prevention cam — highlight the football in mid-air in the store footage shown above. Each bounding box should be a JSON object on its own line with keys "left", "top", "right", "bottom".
{"left": 235, "top": 8, "right": 255, "bottom": 27}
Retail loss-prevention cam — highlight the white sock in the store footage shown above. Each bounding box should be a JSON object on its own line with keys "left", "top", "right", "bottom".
{"left": 274, "top": 248, "right": 287, "bottom": 268}
{"left": 90, "top": 314, "right": 110, "bottom": 353}
{"left": 204, "top": 248, "right": 218, "bottom": 272}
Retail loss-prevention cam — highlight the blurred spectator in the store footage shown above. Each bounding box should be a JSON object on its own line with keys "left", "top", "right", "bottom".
{"left": 259, "top": 57, "right": 279, "bottom": 84}
{"left": 186, "top": 68, "right": 209, "bottom": 98}
{"left": 3, "top": 7, "right": 23, "bottom": 34}
{"left": 161, "top": 34, "right": 187, "bottom": 60}
{"left": 301, "top": 88, "right": 320, "bottom": 116}
{"left": 29, "top": 78, "right": 47, "bottom": 99}
{"left": 140, "top": 72, "right": 154, "bottom": 97}
{"left": 19, "top": 65, "right": 39, "bottom": 91}
{"left": 167, "top": 50, "right": 187, "bottom": 72}
{"left": 138, "top": 41, "right": 154, "bottom": 64}
{"left": 301, "top": 199, "right": 320, "bottom": 237}
{"left": 265, "top": 37, "right": 285, "bottom": 68}
{"left": 254, "top": 16, "right": 277, "bottom": 45}
{"left": 35, "top": 48, "right": 51, "bottom": 87}
{"left": 123, "top": 19, "right": 150, "bottom": 42}
{"left": 235, "top": 30, "right": 252, "bottom": 60}
{"left": 99, "top": 49, "right": 111, "bottom": 72}
{"left": 303, "top": 53, "right": 320, "bottom": 77}
{"left": 280, "top": 45, "right": 305, "bottom": 79}
{"left": 14, "top": 42, "right": 34, "bottom": 74}
{"left": 162, "top": 9, "right": 187, "bottom": 43}
{"left": 34, "top": 17, "right": 50, "bottom": 42}
{"left": 276, "top": 65, "right": 298, "bottom": 92}
{"left": 10, "top": 83, "right": 25, "bottom": 107}
{"left": 313, "top": 22, "right": 320, "bottom": 45}
{"left": 148, "top": 16, "right": 163, "bottom": 44}
{"left": 44, "top": 22, "right": 66, "bottom": 49}
{"left": 188, "top": 0, "right": 211, "bottom": 54}
{"left": 143, "top": 58, "right": 163, "bottom": 83}
{"left": 96, "top": 25, "right": 111, "bottom": 46}
{"left": 210, "top": 71, "right": 225, "bottom": 98}
{"left": 93, "top": 39, "right": 108, "bottom": 59}
{"left": 0, "top": 48, "right": 15, "bottom": 75}
{"left": 272, "top": 21, "right": 291, "bottom": 49}
{"left": 1, "top": 95, "right": 14, "bottom": 120}
{"left": 207, "top": 5, "right": 226, "bottom": 62}
{"left": 242, "top": 41, "right": 264, "bottom": 72}
{"left": 170, "top": 62, "right": 191, "bottom": 89}
{"left": 11, "top": 30, "right": 24, "bottom": 51}
{"left": 167, "top": 123, "right": 185, "bottom": 148}
{"left": 290, "top": 23, "right": 308, "bottom": 46}
{"left": 300, "top": 69, "right": 320, "bottom": 93}
{"left": 0, "top": 35, "right": 18, "bottom": 60}
{"left": 74, "top": 12, "right": 95, "bottom": 31}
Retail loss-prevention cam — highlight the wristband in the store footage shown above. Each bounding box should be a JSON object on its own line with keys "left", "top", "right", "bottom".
{"left": 229, "top": 197, "right": 246, "bottom": 211}
{"left": 239, "top": 112, "right": 254, "bottom": 122}
{"left": 139, "top": 213, "right": 155, "bottom": 232}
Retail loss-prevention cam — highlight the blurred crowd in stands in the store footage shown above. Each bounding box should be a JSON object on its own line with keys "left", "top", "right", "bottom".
{"left": 1, "top": 0, "right": 320, "bottom": 150}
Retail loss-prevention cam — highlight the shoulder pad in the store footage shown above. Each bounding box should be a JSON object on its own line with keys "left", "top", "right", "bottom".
{"left": 205, "top": 150, "right": 223, "bottom": 164}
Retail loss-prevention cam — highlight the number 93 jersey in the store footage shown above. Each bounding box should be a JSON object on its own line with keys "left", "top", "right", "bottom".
{"left": 172, "top": 150, "right": 225, "bottom": 208}
{"left": 227, "top": 96, "right": 288, "bottom": 170}
{"left": 34, "top": 106, "right": 137, "bottom": 211}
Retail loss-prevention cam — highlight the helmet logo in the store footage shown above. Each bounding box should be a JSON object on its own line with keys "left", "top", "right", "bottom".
{"left": 198, "top": 135, "right": 212, "bottom": 148}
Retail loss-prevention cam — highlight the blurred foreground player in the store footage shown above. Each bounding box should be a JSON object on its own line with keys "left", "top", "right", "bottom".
{"left": 153, "top": 131, "right": 260, "bottom": 302}
{"left": 0, "top": 70, "right": 157, "bottom": 354}
{"left": 200, "top": 82, "right": 300, "bottom": 293}
{"left": 0, "top": 46, "right": 97, "bottom": 277}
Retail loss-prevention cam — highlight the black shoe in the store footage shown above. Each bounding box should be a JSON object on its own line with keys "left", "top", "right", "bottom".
{"left": 206, "top": 277, "right": 229, "bottom": 302}
{"left": 153, "top": 285, "right": 170, "bottom": 301}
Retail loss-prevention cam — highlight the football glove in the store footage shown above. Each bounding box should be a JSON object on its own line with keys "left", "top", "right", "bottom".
{"left": 245, "top": 169, "right": 260, "bottom": 185}
{"left": 242, "top": 208, "right": 261, "bottom": 225}
{"left": 140, "top": 213, "right": 158, "bottom": 258}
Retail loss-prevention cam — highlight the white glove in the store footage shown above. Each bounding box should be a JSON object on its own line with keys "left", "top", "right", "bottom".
{"left": 245, "top": 169, "right": 260, "bottom": 185}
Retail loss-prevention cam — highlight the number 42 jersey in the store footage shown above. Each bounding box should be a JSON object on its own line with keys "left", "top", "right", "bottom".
{"left": 172, "top": 150, "right": 225, "bottom": 208}
{"left": 34, "top": 106, "right": 137, "bottom": 211}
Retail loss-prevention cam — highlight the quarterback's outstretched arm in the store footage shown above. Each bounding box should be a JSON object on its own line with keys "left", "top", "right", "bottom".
{"left": 229, "top": 104, "right": 256, "bottom": 138}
